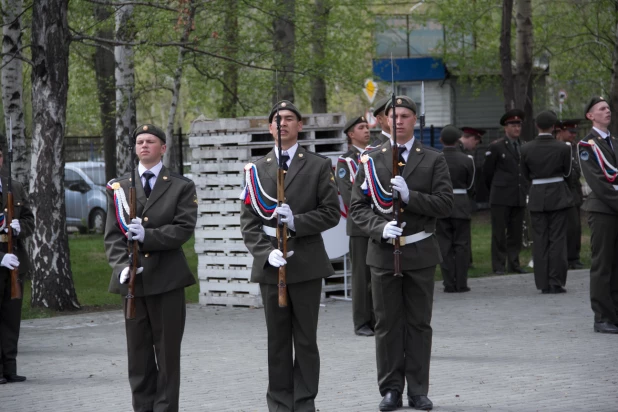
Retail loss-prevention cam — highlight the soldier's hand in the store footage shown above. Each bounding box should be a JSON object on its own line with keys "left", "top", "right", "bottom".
{"left": 9, "top": 219, "right": 20, "bottom": 236}
{"left": 382, "top": 221, "right": 406, "bottom": 239}
{"left": 390, "top": 176, "right": 410, "bottom": 203}
{"left": 127, "top": 218, "right": 145, "bottom": 243}
{"left": 119, "top": 266, "right": 144, "bottom": 284}
{"left": 274, "top": 203, "right": 295, "bottom": 231}
{"left": 268, "top": 249, "right": 295, "bottom": 268}
{"left": 1, "top": 253, "right": 19, "bottom": 270}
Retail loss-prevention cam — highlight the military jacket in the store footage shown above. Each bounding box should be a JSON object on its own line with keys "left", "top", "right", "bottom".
{"left": 566, "top": 142, "right": 584, "bottom": 206}
{"left": 239, "top": 146, "right": 340, "bottom": 284}
{"left": 442, "top": 147, "right": 475, "bottom": 219}
{"left": 578, "top": 129, "right": 618, "bottom": 215}
{"left": 335, "top": 146, "right": 366, "bottom": 236}
{"left": 104, "top": 165, "right": 197, "bottom": 297}
{"left": 349, "top": 139, "right": 453, "bottom": 271}
{"left": 483, "top": 137, "right": 529, "bottom": 207}
{"left": 0, "top": 176, "right": 34, "bottom": 274}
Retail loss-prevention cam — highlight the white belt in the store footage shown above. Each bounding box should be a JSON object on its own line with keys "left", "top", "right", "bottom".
{"left": 532, "top": 177, "right": 563, "bottom": 185}
{"left": 388, "top": 231, "right": 433, "bottom": 246}
{"left": 452, "top": 188, "right": 467, "bottom": 195}
{"left": 614, "top": 185, "right": 618, "bottom": 191}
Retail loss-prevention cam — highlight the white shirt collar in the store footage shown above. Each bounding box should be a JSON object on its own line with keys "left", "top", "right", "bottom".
{"left": 353, "top": 145, "right": 366, "bottom": 153}
{"left": 538, "top": 133, "right": 553, "bottom": 137}
{"left": 139, "top": 161, "right": 163, "bottom": 178}
{"left": 390, "top": 137, "right": 415, "bottom": 152}
{"left": 593, "top": 127, "right": 610, "bottom": 139}
{"left": 381, "top": 130, "right": 392, "bottom": 138}
{"left": 274, "top": 143, "right": 299, "bottom": 162}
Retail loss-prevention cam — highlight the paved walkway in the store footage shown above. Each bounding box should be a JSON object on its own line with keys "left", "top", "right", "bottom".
{"left": 1, "top": 269, "right": 617, "bottom": 411}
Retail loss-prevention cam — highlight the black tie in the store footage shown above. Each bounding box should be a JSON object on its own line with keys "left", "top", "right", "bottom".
{"left": 606, "top": 135, "right": 613, "bottom": 149}
{"left": 397, "top": 145, "right": 407, "bottom": 173}
{"left": 513, "top": 140, "right": 520, "bottom": 157}
{"left": 280, "top": 154, "right": 290, "bottom": 171}
{"left": 143, "top": 171, "right": 154, "bottom": 198}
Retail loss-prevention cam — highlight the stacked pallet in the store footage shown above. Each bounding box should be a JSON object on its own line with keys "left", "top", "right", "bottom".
{"left": 189, "top": 113, "right": 348, "bottom": 307}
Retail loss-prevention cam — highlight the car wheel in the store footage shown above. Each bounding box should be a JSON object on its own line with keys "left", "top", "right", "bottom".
{"left": 89, "top": 208, "right": 106, "bottom": 234}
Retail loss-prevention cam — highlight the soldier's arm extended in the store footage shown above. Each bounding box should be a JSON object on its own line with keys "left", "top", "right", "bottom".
{"left": 578, "top": 143, "right": 618, "bottom": 214}
{"left": 349, "top": 165, "right": 390, "bottom": 243}
{"left": 403, "top": 154, "right": 453, "bottom": 218}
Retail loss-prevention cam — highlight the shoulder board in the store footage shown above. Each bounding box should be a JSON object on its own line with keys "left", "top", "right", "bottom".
{"left": 364, "top": 145, "right": 383, "bottom": 155}
{"left": 304, "top": 150, "right": 328, "bottom": 160}
{"left": 424, "top": 146, "right": 441, "bottom": 153}
{"left": 169, "top": 172, "right": 193, "bottom": 183}
{"left": 490, "top": 138, "right": 504, "bottom": 145}
{"left": 106, "top": 174, "right": 129, "bottom": 190}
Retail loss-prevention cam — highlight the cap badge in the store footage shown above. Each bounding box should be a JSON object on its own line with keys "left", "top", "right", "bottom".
{"left": 281, "top": 102, "right": 287, "bottom": 107}
{"left": 396, "top": 98, "right": 402, "bottom": 104}
{"left": 361, "top": 116, "right": 365, "bottom": 121}
{"left": 143, "top": 125, "right": 148, "bottom": 131}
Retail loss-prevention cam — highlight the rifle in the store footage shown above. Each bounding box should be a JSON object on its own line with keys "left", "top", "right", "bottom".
{"left": 7, "top": 118, "right": 21, "bottom": 299}
{"left": 390, "top": 55, "right": 403, "bottom": 277}
{"left": 276, "top": 104, "right": 288, "bottom": 308}
{"left": 420, "top": 81, "right": 425, "bottom": 145}
{"left": 125, "top": 134, "right": 139, "bottom": 319}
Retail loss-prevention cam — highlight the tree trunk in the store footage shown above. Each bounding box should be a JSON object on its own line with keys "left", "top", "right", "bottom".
{"left": 272, "top": 0, "right": 295, "bottom": 103}
{"left": 500, "top": 0, "right": 516, "bottom": 111}
{"left": 218, "top": 0, "right": 239, "bottom": 118}
{"left": 1, "top": 0, "right": 28, "bottom": 188}
{"left": 30, "top": 0, "right": 80, "bottom": 311}
{"left": 515, "top": 0, "right": 534, "bottom": 140}
{"left": 115, "top": 1, "right": 136, "bottom": 176}
{"left": 163, "top": 1, "right": 196, "bottom": 173}
{"left": 93, "top": 3, "right": 117, "bottom": 182}
{"left": 310, "top": 0, "right": 329, "bottom": 113}
{"left": 610, "top": 1, "right": 618, "bottom": 136}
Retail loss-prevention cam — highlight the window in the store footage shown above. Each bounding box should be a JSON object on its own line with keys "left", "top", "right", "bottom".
{"left": 375, "top": 15, "right": 444, "bottom": 59}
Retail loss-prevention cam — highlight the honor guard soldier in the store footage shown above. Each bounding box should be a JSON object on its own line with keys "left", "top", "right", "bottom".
{"left": 520, "top": 111, "right": 573, "bottom": 294}
{"left": 459, "top": 127, "right": 485, "bottom": 154}
{"left": 239, "top": 100, "right": 340, "bottom": 411}
{"left": 437, "top": 125, "right": 475, "bottom": 293}
{"left": 555, "top": 119, "right": 584, "bottom": 269}
{"left": 372, "top": 96, "right": 392, "bottom": 145}
{"left": 484, "top": 109, "right": 530, "bottom": 275}
{"left": 0, "top": 146, "right": 34, "bottom": 384}
{"left": 335, "top": 115, "right": 375, "bottom": 336}
{"left": 104, "top": 124, "right": 198, "bottom": 411}
{"left": 578, "top": 96, "right": 618, "bottom": 334}
{"left": 350, "top": 96, "right": 453, "bottom": 411}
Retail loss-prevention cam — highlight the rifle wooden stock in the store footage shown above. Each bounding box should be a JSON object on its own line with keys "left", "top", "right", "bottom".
{"left": 276, "top": 167, "right": 288, "bottom": 308}
{"left": 7, "top": 192, "right": 21, "bottom": 299}
{"left": 126, "top": 186, "right": 138, "bottom": 319}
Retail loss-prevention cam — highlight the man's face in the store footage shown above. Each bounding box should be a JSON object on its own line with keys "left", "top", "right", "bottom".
{"left": 460, "top": 135, "right": 479, "bottom": 151}
{"left": 269, "top": 110, "right": 303, "bottom": 145}
{"left": 376, "top": 112, "right": 391, "bottom": 133}
{"left": 504, "top": 122, "right": 522, "bottom": 139}
{"left": 586, "top": 102, "right": 611, "bottom": 128}
{"left": 348, "top": 122, "right": 370, "bottom": 147}
{"left": 387, "top": 107, "right": 417, "bottom": 142}
{"left": 136, "top": 133, "right": 166, "bottom": 164}
{"left": 556, "top": 128, "right": 577, "bottom": 143}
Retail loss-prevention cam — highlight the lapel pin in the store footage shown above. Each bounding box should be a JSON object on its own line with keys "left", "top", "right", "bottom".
{"left": 382, "top": 148, "right": 387, "bottom": 152}
{"left": 163, "top": 176, "right": 168, "bottom": 180}
{"left": 299, "top": 153, "right": 304, "bottom": 158}
{"left": 416, "top": 148, "right": 421, "bottom": 152}
{"left": 267, "top": 158, "right": 272, "bottom": 162}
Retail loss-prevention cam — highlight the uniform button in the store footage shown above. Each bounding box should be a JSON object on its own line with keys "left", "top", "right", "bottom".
{"left": 144, "top": 253, "right": 150, "bottom": 258}
{"left": 400, "top": 208, "right": 404, "bottom": 213}
{"left": 144, "top": 217, "right": 149, "bottom": 222}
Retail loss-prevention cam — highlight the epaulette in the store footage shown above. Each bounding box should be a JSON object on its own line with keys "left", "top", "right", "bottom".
{"left": 106, "top": 174, "right": 129, "bottom": 190}
{"left": 169, "top": 171, "right": 193, "bottom": 183}
{"left": 304, "top": 150, "right": 328, "bottom": 160}
{"left": 364, "top": 145, "right": 382, "bottom": 155}
{"left": 424, "top": 146, "right": 441, "bottom": 153}
{"left": 489, "top": 137, "right": 504, "bottom": 145}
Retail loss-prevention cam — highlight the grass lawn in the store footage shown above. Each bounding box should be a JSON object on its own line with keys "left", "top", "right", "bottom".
{"left": 20, "top": 210, "right": 590, "bottom": 319}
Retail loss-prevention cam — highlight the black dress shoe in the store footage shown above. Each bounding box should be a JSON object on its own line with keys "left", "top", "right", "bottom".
{"left": 0, "top": 377, "right": 7, "bottom": 384}
{"left": 541, "top": 288, "right": 550, "bottom": 294}
{"left": 458, "top": 286, "right": 471, "bottom": 292}
{"left": 569, "top": 261, "right": 584, "bottom": 269}
{"left": 443, "top": 287, "right": 457, "bottom": 293}
{"left": 408, "top": 395, "right": 433, "bottom": 410}
{"left": 509, "top": 267, "right": 527, "bottom": 274}
{"left": 549, "top": 285, "right": 567, "bottom": 294}
{"left": 379, "top": 390, "right": 402, "bottom": 411}
{"left": 4, "top": 374, "right": 26, "bottom": 382}
{"left": 355, "top": 324, "right": 375, "bottom": 337}
{"left": 594, "top": 322, "right": 618, "bottom": 334}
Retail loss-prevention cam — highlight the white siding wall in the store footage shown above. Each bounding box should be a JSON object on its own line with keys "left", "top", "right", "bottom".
{"left": 397, "top": 80, "right": 452, "bottom": 127}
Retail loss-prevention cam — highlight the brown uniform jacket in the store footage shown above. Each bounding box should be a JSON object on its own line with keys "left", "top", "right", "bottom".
{"left": 240, "top": 146, "right": 340, "bottom": 284}
{"left": 578, "top": 129, "right": 618, "bottom": 215}
{"left": 484, "top": 137, "right": 529, "bottom": 207}
{"left": 349, "top": 139, "right": 453, "bottom": 271}
{"left": 335, "top": 146, "right": 365, "bottom": 236}
{"left": 442, "top": 147, "right": 475, "bottom": 220}
{"left": 104, "top": 165, "right": 197, "bottom": 297}
{"left": 0, "top": 177, "right": 34, "bottom": 274}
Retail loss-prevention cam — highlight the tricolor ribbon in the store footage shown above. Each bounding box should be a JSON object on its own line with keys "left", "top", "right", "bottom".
{"left": 107, "top": 180, "right": 130, "bottom": 236}
{"left": 240, "top": 163, "right": 277, "bottom": 220}
{"left": 579, "top": 140, "right": 618, "bottom": 183}
{"left": 360, "top": 155, "right": 393, "bottom": 214}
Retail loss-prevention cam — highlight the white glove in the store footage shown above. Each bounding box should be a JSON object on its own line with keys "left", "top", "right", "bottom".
{"left": 382, "top": 221, "right": 406, "bottom": 239}
{"left": 274, "top": 203, "right": 295, "bottom": 231}
{"left": 127, "top": 218, "right": 145, "bottom": 243}
{"left": 9, "top": 219, "right": 20, "bottom": 236}
{"left": 390, "top": 176, "right": 410, "bottom": 204}
{"left": 119, "top": 266, "right": 144, "bottom": 284}
{"left": 1, "top": 253, "right": 19, "bottom": 270}
{"left": 268, "top": 249, "right": 295, "bottom": 268}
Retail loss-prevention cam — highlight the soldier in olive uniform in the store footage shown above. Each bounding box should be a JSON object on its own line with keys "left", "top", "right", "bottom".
{"left": 577, "top": 96, "right": 618, "bottom": 334}
{"left": 335, "top": 115, "right": 375, "bottom": 336}
{"left": 350, "top": 96, "right": 453, "bottom": 411}
{"left": 520, "top": 111, "right": 573, "bottom": 294}
{"left": 437, "top": 125, "right": 475, "bottom": 293}
{"left": 484, "top": 109, "right": 530, "bottom": 275}
{"left": 556, "top": 119, "right": 584, "bottom": 269}
{"left": 372, "top": 96, "right": 392, "bottom": 146}
{"left": 104, "top": 124, "right": 198, "bottom": 411}
{"left": 0, "top": 145, "right": 34, "bottom": 385}
{"left": 240, "top": 101, "right": 340, "bottom": 411}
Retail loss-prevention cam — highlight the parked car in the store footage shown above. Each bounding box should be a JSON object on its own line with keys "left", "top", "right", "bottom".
{"left": 64, "top": 161, "right": 107, "bottom": 233}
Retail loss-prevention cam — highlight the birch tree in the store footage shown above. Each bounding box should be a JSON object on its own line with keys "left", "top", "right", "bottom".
{"left": 272, "top": 0, "right": 296, "bottom": 103}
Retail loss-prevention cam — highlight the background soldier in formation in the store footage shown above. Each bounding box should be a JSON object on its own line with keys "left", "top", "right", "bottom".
{"left": 335, "top": 115, "right": 375, "bottom": 336}
{"left": 484, "top": 109, "right": 529, "bottom": 275}
{"left": 437, "top": 125, "right": 475, "bottom": 293}
{"left": 520, "top": 111, "right": 573, "bottom": 294}
{"left": 350, "top": 96, "right": 452, "bottom": 411}
{"left": 555, "top": 119, "right": 584, "bottom": 269}
{"left": 104, "top": 124, "right": 198, "bottom": 411}
{"left": 372, "top": 96, "right": 392, "bottom": 146}
{"left": 0, "top": 146, "right": 34, "bottom": 384}
{"left": 578, "top": 97, "right": 618, "bottom": 334}
{"left": 240, "top": 100, "right": 340, "bottom": 411}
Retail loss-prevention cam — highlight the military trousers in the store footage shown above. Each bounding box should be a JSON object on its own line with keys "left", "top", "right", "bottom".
{"left": 437, "top": 218, "right": 471, "bottom": 291}
{"left": 530, "top": 209, "right": 568, "bottom": 290}
{"left": 350, "top": 236, "right": 374, "bottom": 331}
{"left": 0, "top": 269, "right": 22, "bottom": 376}
{"left": 124, "top": 287, "right": 186, "bottom": 412}
{"left": 490, "top": 205, "right": 525, "bottom": 272}
{"left": 260, "top": 278, "right": 322, "bottom": 412}
{"left": 587, "top": 212, "right": 618, "bottom": 324}
{"left": 371, "top": 265, "right": 435, "bottom": 397}
{"left": 566, "top": 206, "right": 582, "bottom": 264}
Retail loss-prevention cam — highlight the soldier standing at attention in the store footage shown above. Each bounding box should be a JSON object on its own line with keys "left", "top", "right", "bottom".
{"left": 484, "top": 109, "right": 530, "bottom": 275}
{"left": 372, "top": 96, "right": 392, "bottom": 145}
{"left": 335, "top": 115, "right": 375, "bottom": 336}
{"left": 350, "top": 96, "right": 452, "bottom": 411}
{"left": 104, "top": 124, "right": 198, "bottom": 412}
{"left": 437, "top": 125, "right": 475, "bottom": 293}
{"left": 578, "top": 96, "right": 618, "bottom": 334}
{"left": 240, "top": 100, "right": 340, "bottom": 411}
{"left": 520, "top": 111, "right": 573, "bottom": 294}
{"left": 555, "top": 119, "right": 584, "bottom": 270}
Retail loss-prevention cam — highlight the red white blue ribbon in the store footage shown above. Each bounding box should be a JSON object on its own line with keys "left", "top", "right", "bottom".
{"left": 240, "top": 163, "right": 277, "bottom": 220}
{"left": 360, "top": 155, "right": 393, "bottom": 213}
{"left": 107, "top": 180, "right": 130, "bottom": 236}
{"left": 579, "top": 140, "right": 618, "bottom": 183}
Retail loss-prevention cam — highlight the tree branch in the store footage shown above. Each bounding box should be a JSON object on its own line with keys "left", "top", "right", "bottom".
{"left": 84, "top": 0, "right": 177, "bottom": 12}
